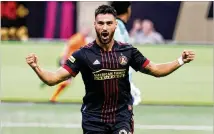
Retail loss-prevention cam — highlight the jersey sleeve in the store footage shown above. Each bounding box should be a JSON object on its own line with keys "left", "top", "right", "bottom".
{"left": 130, "top": 47, "right": 150, "bottom": 73}
{"left": 62, "top": 49, "right": 81, "bottom": 77}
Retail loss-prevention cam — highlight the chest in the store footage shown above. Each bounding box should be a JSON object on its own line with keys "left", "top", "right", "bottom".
{"left": 84, "top": 50, "right": 131, "bottom": 72}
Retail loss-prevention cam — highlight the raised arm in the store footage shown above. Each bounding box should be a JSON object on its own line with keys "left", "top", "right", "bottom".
{"left": 144, "top": 50, "right": 195, "bottom": 77}
{"left": 130, "top": 47, "right": 195, "bottom": 77}
{"left": 26, "top": 53, "right": 72, "bottom": 86}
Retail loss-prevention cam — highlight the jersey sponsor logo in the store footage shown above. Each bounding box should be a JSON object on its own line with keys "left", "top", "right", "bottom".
{"left": 93, "top": 59, "right": 100, "bottom": 65}
{"left": 119, "top": 55, "right": 128, "bottom": 66}
{"left": 68, "top": 56, "right": 76, "bottom": 63}
{"left": 93, "top": 69, "right": 126, "bottom": 80}
{"left": 119, "top": 129, "right": 128, "bottom": 134}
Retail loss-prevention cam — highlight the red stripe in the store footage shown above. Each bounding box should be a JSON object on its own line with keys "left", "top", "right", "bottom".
{"left": 112, "top": 79, "right": 115, "bottom": 123}
{"left": 110, "top": 51, "right": 115, "bottom": 123}
{"left": 104, "top": 52, "right": 108, "bottom": 68}
{"left": 111, "top": 79, "right": 114, "bottom": 123}
{"left": 110, "top": 51, "right": 115, "bottom": 69}
{"left": 115, "top": 79, "right": 119, "bottom": 112}
{"left": 104, "top": 52, "right": 110, "bottom": 123}
{"left": 113, "top": 49, "right": 119, "bottom": 68}
{"left": 107, "top": 52, "right": 113, "bottom": 123}
{"left": 62, "top": 64, "right": 76, "bottom": 77}
{"left": 142, "top": 59, "right": 150, "bottom": 68}
{"left": 104, "top": 80, "right": 107, "bottom": 123}
{"left": 100, "top": 50, "right": 106, "bottom": 123}
{"left": 107, "top": 52, "right": 111, "bottom": 69}
{"left": 113, "top": 49, "right": 119, "bottom": 122}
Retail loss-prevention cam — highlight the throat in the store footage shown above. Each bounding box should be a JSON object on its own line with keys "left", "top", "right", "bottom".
{"left": 96, "top": 38, "right": 114, "bottom": 52}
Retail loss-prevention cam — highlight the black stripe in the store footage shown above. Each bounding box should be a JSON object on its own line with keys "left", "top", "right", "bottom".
{"left": 110, "top": 51, "right": 116, "bottom": 123}
{"left": 100, "top": 50, "right": 106, "bottom": 122}
{"left": 113, "top": 49, "right": 119, "bottom": 122}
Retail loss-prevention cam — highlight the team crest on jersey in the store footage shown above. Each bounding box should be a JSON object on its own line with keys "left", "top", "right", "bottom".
{"left": 69, "top": 56, "right": 76, "bottom": 63}
{"left": 119, "top": 55, "right": 128, "bottom": 66}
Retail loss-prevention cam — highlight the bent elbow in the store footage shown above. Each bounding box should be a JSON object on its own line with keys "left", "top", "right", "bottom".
{"left": 47, "top": 83, "right": 55, "bottom": 86}
{"left": 153, "top": 74, "right": 162, "bottom": 78}
{"left": 45, "top": 81, "right": 57, "bottom": 86}
{"left": 153, "top": 73, "right": 169, "bottom": 78}
{"left": 154, "top": 75, "right": 161, "bottom": 78}
{"left": 48, "top": 82, "right": 58, "bottom": 86}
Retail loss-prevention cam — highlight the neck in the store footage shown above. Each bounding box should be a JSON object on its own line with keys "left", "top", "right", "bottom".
{"left": 117, "top": 14, "right": 128, "bottom": 23}
{"left": 96, "top": 38, "right": 114, "bottom": 51}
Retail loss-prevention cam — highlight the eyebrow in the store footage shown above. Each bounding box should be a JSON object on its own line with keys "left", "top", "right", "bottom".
{"left": 97, "top": 21, "right": 113, "bottom": 24}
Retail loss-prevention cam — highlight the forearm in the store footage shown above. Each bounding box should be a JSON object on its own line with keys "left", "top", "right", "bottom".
{"left": 155, "top": 60, "right": 181, "bottom": 77}
{"left": 147, "top": 59, "right": 182, "bottom": 77}
{"left": 32, "top": 66, "right": 61, "bottom": 86}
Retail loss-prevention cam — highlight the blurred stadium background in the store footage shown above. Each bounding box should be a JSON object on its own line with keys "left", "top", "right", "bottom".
{"left": 0, "top": 1, "right": 213, "bottom": 134}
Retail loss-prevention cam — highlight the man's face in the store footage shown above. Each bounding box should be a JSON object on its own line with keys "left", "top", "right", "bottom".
{"left": 133, "top": 20, "right": 141, "bottom": 30}
{"left": 142, "top": 21, "right": 153, "bottom": 34}
{"left": 94, "top": 14, "right": 117, "bottom": 45}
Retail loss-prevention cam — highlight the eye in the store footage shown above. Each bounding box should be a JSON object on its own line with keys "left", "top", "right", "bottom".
{"left": 97, "top": 21, "right": 104, "bottom": 25}
{"left": 107, "top": 21, "right": 113, "bottom": 25}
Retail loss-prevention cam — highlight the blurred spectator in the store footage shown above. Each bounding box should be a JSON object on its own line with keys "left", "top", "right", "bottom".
{"left": 140, "top": 19, "right": 164, "bottom": 44}
{"left": 129, "top": 19, "right": 144, "bottom": 44}
{"left": 130, "top": 19, "right": 142, "bottom": 37}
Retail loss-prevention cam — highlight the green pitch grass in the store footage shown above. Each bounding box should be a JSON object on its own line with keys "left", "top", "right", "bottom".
{"left": 0, "top": 41, "right": 213, "bottom": 106}
{"left": 0, "top": 103, "right": 213, "bottom": 134}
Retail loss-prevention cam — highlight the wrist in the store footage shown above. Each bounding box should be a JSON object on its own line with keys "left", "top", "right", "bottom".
{"left": 177, "top": 56, "right": 184, "bottom": 66}
{"left": 32, "top": 65, "right": 39, "bottom": 70}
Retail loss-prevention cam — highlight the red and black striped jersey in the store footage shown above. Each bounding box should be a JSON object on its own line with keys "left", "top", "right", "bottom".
{"left": 63, "top": 40, "right": 150, "bottom": 123}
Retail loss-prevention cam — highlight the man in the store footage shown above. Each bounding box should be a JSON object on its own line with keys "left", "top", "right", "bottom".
{"left": 111, "top": 1, "right": 141, "bottom": 105}
{"left": 40, "top": 28, "right": 90, "bottom": 102}
{"left": 26, "top": 5, "right": 195, "bottom": 134}
{"left": 140, "top": 19, "right": 164, "bottom": 44}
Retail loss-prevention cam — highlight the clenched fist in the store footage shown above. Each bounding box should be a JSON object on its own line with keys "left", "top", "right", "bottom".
{"left": 26, "top": 53, "right": 38, "bottom": 68}
{"left": 181, "top": 50, "right": 195, "bottom": 63}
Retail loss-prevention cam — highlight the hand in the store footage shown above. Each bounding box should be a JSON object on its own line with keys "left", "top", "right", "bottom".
{"left": 26, "top": 53, "right": 38, "bottom": 68}
{"left": 181, "top": 50, "right": 195, "bottom": 63}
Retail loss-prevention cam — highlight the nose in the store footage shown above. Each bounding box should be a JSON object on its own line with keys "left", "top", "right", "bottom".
{"left": 102, "top": 24, "right": 107, "bottom": 30}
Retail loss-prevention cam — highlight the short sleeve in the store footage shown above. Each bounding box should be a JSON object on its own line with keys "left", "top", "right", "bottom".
{"left": 62, "top": 50, "right": 81, "bottom": 77}
{"left": 130, "top": 47, "right": 150, "bottom": 73}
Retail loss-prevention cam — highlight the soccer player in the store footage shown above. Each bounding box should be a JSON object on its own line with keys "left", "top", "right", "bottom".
{"left": 41, "top": 28, "right": 90, "bottom": 102}
{"left": 110, "top": 1, "right": 142, "bottom": 105}
{"left": 26, "top": 5, "right": 195, "bottom": 134}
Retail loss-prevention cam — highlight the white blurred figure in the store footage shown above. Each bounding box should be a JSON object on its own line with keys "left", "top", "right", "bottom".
{"left": 111, "top": 1, "right": 141, "bottom": 105}
{"left": 140, "top": 19, "right": 164, "bottom": 44}
{"left": 129, "top": 19, "right": 144, "bottom": 44}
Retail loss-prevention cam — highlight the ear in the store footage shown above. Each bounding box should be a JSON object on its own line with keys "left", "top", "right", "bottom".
{"left": 115, "top": 20, "right": 118, "bottom": 28}
{"left": 94, "top": 21, "right": 96, "bottom": 27}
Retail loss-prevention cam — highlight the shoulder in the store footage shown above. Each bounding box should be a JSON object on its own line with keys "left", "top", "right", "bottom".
{"left": 81, "top": 41, "right": 95, "bottom": 50}
{"left": 115, "top": 41, "right": 134, "bottom": 50}
{"left": 72, "top": 41, "right": 95, "bottom": 58}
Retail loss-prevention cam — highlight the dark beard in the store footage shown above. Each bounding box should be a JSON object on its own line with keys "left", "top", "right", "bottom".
{"left": 95, "top": 29, "right": 115, "bottom": 45}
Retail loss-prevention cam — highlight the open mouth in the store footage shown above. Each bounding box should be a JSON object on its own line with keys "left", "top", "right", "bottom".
{"left": 101, "top": 32, "right": 109, "bottom": 40}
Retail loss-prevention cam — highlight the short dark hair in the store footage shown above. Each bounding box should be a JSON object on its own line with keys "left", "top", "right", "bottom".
{"left": 110, "top": 1, "right": 131, "bottom": 16}
{"left": 95, "top": 5, "right": 117, "bottom": 18}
